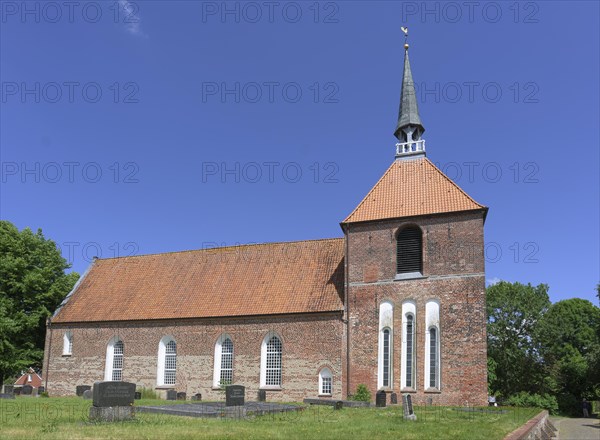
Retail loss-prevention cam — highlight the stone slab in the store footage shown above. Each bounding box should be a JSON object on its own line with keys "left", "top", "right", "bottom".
{"left": 93, "top": 381, "right": 135, "bottom": 407}
{"left": 137, "top": 402, "right": 303, "bottom": 419}
{"left": 0, "top": 393, "right": 15, "bottom": 399}
{"left": 225, "top": 385, "right": 245, "bottom": 407}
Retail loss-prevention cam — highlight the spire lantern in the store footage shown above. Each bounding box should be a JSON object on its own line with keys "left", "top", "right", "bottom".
{"left": 394, "top": 27, "right": 426, "bottom": 160}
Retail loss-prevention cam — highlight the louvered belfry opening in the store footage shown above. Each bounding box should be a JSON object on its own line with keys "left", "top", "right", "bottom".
{"left": 396, "top": 226, "right": 422, "bottom": 274}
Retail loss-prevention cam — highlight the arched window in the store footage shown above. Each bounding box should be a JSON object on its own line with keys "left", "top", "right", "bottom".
{"left": 401, "top": 301, "right": 416, "bottom": 389}
{"left": 260, "top": 333, "right": 282, "bottom": 388}
{"left": 378, "top": 301, "right": 393, "bottom": 389}
{"left": 396, "top": 226, "right": 423, "bottom": 275}
{"left": 429, "top": 327, "right": 438, "bottom": 388}
{"left": 104, "top": 337, "right": 124, "bottom": 381}
{"left": 424, "top": 300, "right": 440, "bottom": 390}
{"left": 319, "top": 368, "right": 332, "bottom": 395}
{"left": 63, "top": 331, "right": 73, "bottom": 355}
{"left": 213, "top": 334, "right": 234, "bottom": 388}
{"left": 157, "top": 336, "right": 177, "bottom": 386}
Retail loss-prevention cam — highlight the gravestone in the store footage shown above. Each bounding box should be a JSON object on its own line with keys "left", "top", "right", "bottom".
{"left": 177, "top": 392, "right": 186, "bottom": 401}
{"left": 225, "top": 385, "right": 245, "bottom": 407}
{"left": 3, "top": 385, "right": 14, "bottom": 394}
{"left": 83, "top": 389, "right": 93, "bottom": 400}
{"left": 89, "top": 381, "right": 136, "bottom": 422}
{"left": 22, "top": 385, "right": 33, "bottom": 395}
{"left": 334, "top": 400, "right": 343, "bottom": 410}
{"left": 257, "top": 390, "right": 266, "bottom": 402}
{"left": 76, "top": 385, "right": 91, "bottom": 396}
{"left": 191, "top": 393, "right": 202, "bottom": 401}
{"left": 38, "top": 386, "right": 45, "bottom": 394}
{"left": 13, "top": 387, "right": 21, "bottom": 395}
{"left": 391, "top": 393, "right": 398, "bottom": 404}
{"left": 166, "top": 389, "right": 177, "bottom": 401}
{"left": 376, "top": 390, "right": 387, "bottom": 407}
{"left": 402, "top": 394, "right": 417, "bottom": 421}
{"left": 134, "top": 392, "right": 142, "bottom": 400}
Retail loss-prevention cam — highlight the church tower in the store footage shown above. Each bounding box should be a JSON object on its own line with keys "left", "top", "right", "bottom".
{"left": 341, "top": 32, "right": 489, "bottom": 406}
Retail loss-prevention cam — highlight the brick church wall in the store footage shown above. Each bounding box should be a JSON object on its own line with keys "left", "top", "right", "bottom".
{"left": 43, "top": 313, "right": 344, "bottom": 402}
{"left": 343, "top": 210, "right": 488, "bottom": 405}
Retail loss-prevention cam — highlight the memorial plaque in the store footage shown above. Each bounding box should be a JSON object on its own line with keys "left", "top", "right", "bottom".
{"left": 3, "top": 385, "right": 14, "bottom": 394}
{"left": 83, "top": 389, "right": 93, "bottom": 400}
{"left": 375, "top": 390, "right": 386, "bottom": 407}
{"left": 22, "top": 385, "right": 33, "bottom": 395}
{"left": 177, "top": 392, "right": 186, "bottom": 401}
{"left": 391, "top": 393, "right": 398, "bottom": 404}
{"left": 166, "top": 389, "right": 177, "bottom": 401}
{"left": 76, "top": 385, "right": 91, "bottom": 396}
{"left": 92, "top": 381, "right": 135, "bottom": 407}
{"left": 257, "top": 390, "right": 266, "bottom": 402}
{"left": 225, "top": 385, "right": 245, "bottom": 407}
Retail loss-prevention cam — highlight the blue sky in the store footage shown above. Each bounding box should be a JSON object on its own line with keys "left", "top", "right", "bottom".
{"left": 1, "top": 1, "right": 598, "bottom": 305}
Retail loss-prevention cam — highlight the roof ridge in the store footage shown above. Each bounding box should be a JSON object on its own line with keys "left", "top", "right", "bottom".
{"left": 96, "top": 237, "right": 344, "bottom": 261}
{"left": 423, "top": 158, "right": 486, "bottom": 209}
{"left": 341, "top": 161, "right": 400, "bottom": 224}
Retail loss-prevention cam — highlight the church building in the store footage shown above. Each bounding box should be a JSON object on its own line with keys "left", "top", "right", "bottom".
{"left": 43, "top": 40, "right": 489, "bottom": 405}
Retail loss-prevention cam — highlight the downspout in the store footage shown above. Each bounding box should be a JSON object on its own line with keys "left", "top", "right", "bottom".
{"left": 344, "top": 223, "right": 351, "bottom": 398}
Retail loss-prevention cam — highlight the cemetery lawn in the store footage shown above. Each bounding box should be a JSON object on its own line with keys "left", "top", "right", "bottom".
{"left": 0, "top": 397, "right": 541, "bottom": 440}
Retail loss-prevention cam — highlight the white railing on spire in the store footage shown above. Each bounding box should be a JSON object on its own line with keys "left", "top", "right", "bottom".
{"left": 396, "top": 139, "right": 426, "bottom": 156}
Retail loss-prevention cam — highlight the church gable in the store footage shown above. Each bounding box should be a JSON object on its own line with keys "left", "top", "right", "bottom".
{"left": 52, "top": 238, "right": 345, "bottom": 323}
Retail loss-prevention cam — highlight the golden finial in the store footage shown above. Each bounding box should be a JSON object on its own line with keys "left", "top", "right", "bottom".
{"left": 401, "top": 26, "right": 409, "bottom": 50}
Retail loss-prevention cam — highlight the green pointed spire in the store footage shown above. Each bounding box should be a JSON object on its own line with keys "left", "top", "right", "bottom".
{"left": 394, "top": 46, "right": 425, "bottom": 141}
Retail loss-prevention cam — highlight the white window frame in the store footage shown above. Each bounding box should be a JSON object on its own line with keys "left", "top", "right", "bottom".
{"left": 319, "top": 367, "right": 333, "bottom": 396}
{"left": 63, "top": 331, "right": 73, "bottom": 355}
{"left": 377, "top": 301, "right": 393, "bottom": 389}
{"left": 401, "top": 301, "right": 416, "bottom": 389}
{"left": 104, "top": 337, "right": 124, "bottom": 381}
{"left": 212, "top": 334, "right": 234, "bottom": 388}
{"left": 424, "top": 300, "right": 441, "bottom": 390}
{"left": 157, "top": 336, "right": 177, "bottom": 386}
{"left": 260, "top": 332, "right": 282, "bottom": 389}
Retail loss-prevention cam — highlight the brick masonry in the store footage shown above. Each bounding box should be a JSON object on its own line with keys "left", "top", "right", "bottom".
{"left": 43, "top": 313, "right": 344, "bottom": 401}
{"left": 343, "top": 210, "right": 488, "bottom": 406}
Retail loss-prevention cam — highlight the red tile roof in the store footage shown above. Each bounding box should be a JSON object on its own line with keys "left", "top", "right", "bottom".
{"left": 52, "top": 238, "right": 345, "bottom": 323}
{"left": 342, "top": 158, "right": 486, "bottom": 223}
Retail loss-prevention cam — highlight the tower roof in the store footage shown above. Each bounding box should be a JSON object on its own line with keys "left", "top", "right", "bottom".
{"left": 342, "top": 158, "right": 487, "bottom": 224}
{"left": 394, "top": 47, "right": 425, "bottom": 140}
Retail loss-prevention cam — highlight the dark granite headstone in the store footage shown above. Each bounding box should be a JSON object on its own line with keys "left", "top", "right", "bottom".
{"left": 225, "top": 385, "right": 245, "bottom": 407}
{"left": 334, "top": 400, "right": 343, "bottom": 410}
{"left": 134, "top": 392, "right": 142, "bottom": 400}
{"left": 83, "top": 389, "right": 93, "bottom": 400}
{"left": 166, "top": 389, "right": 177, "bottom": 401}
{"left": 22, "top": 385, "right": 33, "bottom": 395}
{"left": 3, "top": 385, "right": 14, "bottom": 394}
{"left": 391, "top": 393, "right": 398, "bottom": 404}
{"left": 92, "top": 381, "right": 135, "bottom": 407}
{"left": 76, "top": 385, "right": 91, "bottom": 396}
{"left": 0, "top": 393, "right": 15, "bottom": 399}
{"left": 376, "top": 390, "right": 386, "bottom": 407}
{"left": 37, "top": 386, "right": 45, "bottom": 394}
{"left": 257, "top": 390, "right": 266, "bottom": 402}
{"left": 177, "top": 392, "right": 186, "bottom": 401}
{"left": 191, "top": 393, "right": 202, "bottom": 401}
{"left": 402, "top": 394, "right": 417, "bottom": 421}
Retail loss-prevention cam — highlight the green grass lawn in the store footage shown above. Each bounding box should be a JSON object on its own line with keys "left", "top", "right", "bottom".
{"left": 0, "top": 397, "right": 541, "bottom": 440}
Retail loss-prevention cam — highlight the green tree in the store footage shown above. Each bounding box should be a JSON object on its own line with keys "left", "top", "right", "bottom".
{"left": 486, "top": 281, "right": 551, "bottom": 398}
{"left": 0, "top": 221, "right": 79, "bottom": 389}
{"left": 536, "top": 298, "right": 600, "bottom": 414}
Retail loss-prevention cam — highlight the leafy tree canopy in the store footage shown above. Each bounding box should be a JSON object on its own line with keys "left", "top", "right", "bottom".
{"left": 0, "top": 221, "right": 79, "bottom": 386}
